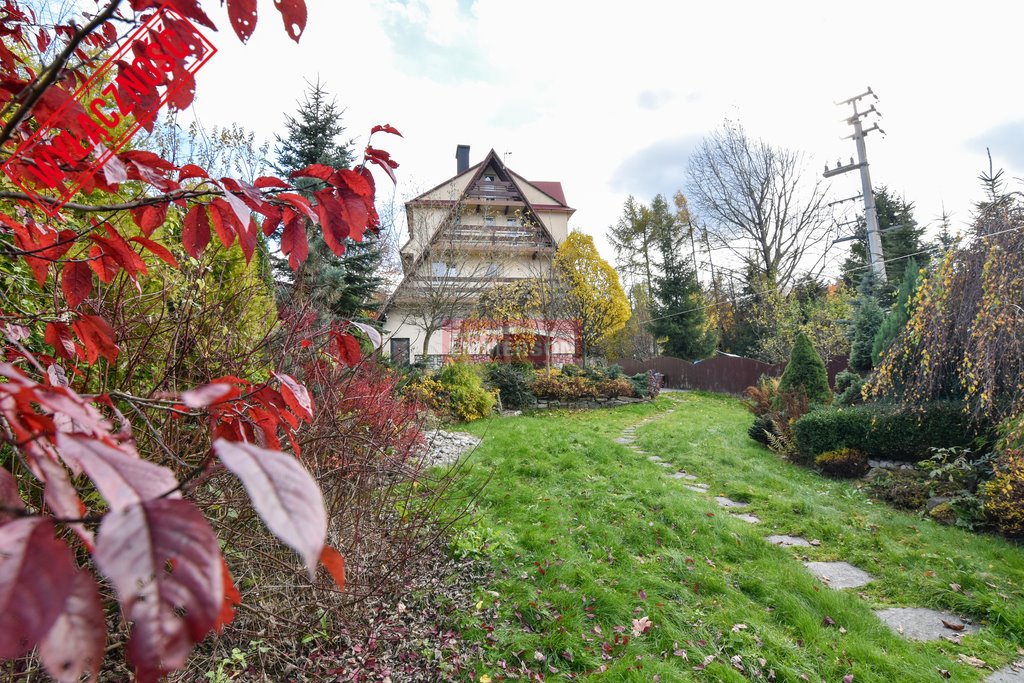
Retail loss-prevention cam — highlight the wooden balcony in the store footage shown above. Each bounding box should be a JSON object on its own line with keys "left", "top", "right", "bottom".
{"left": 464, "top": 180, "right": 521, "bottom": 202}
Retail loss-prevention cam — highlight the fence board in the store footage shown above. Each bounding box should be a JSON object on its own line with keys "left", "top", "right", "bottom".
{"left": 617, "top": 354, "right": 849, "bottom": 395}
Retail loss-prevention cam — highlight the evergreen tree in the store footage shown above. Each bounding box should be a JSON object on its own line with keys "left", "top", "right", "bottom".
{"left": 273, "top": 80, "right": 382, "bottom": 320}
{"left": 842, "top": 187, "right": 928, "bottom": 293}
{"left": 871, "top": 257, "right": 920, "bottom": 365}
{"left": 848, "top": 272, "right": 884, "bottom": 373}
{"left": 648, "top": 194, "right": 714, "bottom": 360}
{"left": 779, "top": 332, "right": 832, "bottom": 404}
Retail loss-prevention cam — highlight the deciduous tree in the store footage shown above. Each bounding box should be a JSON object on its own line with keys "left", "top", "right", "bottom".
{"left": 554, "top": 231, "right": 630, "bottom": 365}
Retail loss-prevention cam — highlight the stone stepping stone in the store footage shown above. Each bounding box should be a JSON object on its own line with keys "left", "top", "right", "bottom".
{"left": 989, "top": 661, "right": 1024, "bottom": 682}
{"left": 685, "top": 484, "right": 709, "bottom": 493}
{"left": 669, "top": 472, "right": 698, "bottom": 480}
{"left": 733, "top": 513, "right": 761, "bottom": 524}
{"left": 715, "top": 496, "right": 749, "bottom": 509}
{"left": 804, "top": 561, "right": 873, "bottom": 589}
{"left": 766, "top": 535, "right": 811, "bottom": 547}
{"left": 658, "top": 461, "right": 672, "bottom": 468}
{"left": 615, "top": 437, "right": 634, "bottom": 444}
{"left": 647, "top": 455, "right": 662, "bottom": 462}
{"left": 874, "top": 607, "right": 979, "bottom": 641}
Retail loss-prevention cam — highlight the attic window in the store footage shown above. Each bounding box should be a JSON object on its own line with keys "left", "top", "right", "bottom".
{"left": 483, "top": 174, "right": 495, "bottom": 182}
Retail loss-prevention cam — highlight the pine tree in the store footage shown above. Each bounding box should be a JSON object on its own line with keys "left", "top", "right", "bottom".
{"left": 779, "top": 332, "right": 831, "bottom": 404}
{"left": 848, "top": 272, "right": 884, "bottom": 373}
{"left": 647, "top": 194, "right": 713, "bottom": 360}
{"left": 872, "top": 257, "right": 920, "bottom": 365}
{"left": 273, "top": 80, "right": 383, "bottom": 320}
{"left": 842, "top": 187, "right": 928, "bottom": 293}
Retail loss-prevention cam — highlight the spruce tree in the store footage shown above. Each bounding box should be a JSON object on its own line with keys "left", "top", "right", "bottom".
{"left": 273, "top": 80, "right": 383, "bottom": 320}
{"left": 648, "top": 194, "right": 714, "bottom": 360}
{"left": 848, "top": 272, "right": 884, "bottom": 373}
{"left": 842, "top": 187, "right": 928, "bottom": 294}
{"left": 779, "top": 332, "right": 831, "bottom": 404}
{"left": 872, "top": 257, "right": 920, "bottom": 365}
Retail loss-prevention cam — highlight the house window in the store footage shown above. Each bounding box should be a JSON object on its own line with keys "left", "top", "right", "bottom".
{"left": 390, "top": 338, "right": 410, "bottom": 366}
{"left": 506, "top": 217, "right": 518, "bottom": 226}
{"left": 483, "top": 174, "right": 495, "bottom": 182}
{"left": 432, "top": 261, "right": 457, "bottom": 277}
{"left": 484, "top": 215, "right": 496, "bottom": 226}
{"left": 485, "top": 263, "right": 499, "bottom": 277}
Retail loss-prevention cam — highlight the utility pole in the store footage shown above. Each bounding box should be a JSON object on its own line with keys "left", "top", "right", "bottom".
{"left": 824, "top": 87, "right": 887, "bottom": 284}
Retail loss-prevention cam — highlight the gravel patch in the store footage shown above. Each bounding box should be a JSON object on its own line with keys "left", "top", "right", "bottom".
{"left": 418, "top": 430, "right": 481, "bottom": 469}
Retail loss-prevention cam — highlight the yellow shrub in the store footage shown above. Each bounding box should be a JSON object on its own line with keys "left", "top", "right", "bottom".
{"left": 981, "top": 448, "right": 1024, "bottom": 536}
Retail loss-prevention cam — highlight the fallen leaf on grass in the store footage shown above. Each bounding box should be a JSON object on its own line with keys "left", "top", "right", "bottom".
{"left": 942, "top": 620, "right": 965, "bottom": 632}
{"left": 822, "top": 616, "right": 837, "bottom": 627}
{"left": 958, "top": 654, "right": 986, "bottom": 668}
{"left": 938, "top": 669, "right": 951, "bottom": 679}
{"left": 949, "top": 583, "right": 962, "bottom": 592}
{"left": 631, "top": 616, "right": 652, "bottom": 637}
{"left": 731, "top": 623, "right": 748, "bottom": 632}
{"left": 843, "top": 675, "right": 854, "bottom": 683}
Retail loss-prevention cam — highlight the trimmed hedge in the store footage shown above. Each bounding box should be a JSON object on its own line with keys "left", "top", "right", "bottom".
{"left": 794, "top": 401, "right": 980, "bottom": 462}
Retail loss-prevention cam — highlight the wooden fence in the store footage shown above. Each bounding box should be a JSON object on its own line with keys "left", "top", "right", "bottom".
{"left": 617, "top": 354, "right": 849, "bottom": 395}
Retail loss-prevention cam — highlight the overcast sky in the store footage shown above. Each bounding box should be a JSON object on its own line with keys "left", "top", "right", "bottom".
{"left": 185, "top": 0, "right": 1024, "bottom": 277}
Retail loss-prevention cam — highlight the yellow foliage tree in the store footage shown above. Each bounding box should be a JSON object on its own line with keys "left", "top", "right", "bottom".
{"left": 554, "top": 231, "right": 631, "bottom": 365}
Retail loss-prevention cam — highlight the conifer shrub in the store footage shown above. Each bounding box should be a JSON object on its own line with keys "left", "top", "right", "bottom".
{"left": 778, "top": 332, "right": 832, "bottom": 405}
{"left": 484, "top": 362, "right": 536, "bottom": 410}
{"left": 833, "top": 369, "right": 865, "bottom": 406}
{"left": 432, "top": 361, "right": 497, "bottom": 422}
{"left": 815, "top": 447, "right": 870, "bottom": 478}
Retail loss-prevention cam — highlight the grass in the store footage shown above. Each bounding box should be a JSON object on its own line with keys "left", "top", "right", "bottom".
{"left": 441, "top": 392, "right": 1024, "bottom": 682}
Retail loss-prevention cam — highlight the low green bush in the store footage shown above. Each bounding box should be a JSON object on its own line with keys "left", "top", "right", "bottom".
{"left": 864, "top": 469, "right": 931, "bottom": 510}
{"left": 435, "top": 361, "right": 497, "bottom": 422}
{"left": 833, "top": 370, "right": 865, "bottom": 406}
{"left": 815, "top": 447, "right": 869, "bottom": 478}
{"left": 748, "top": 414, "right": 777, "bottom": 446}
{"left": 595, "top": 378, "right": 634, "bottom": 399}
{"left": 794, "top": 401, "right": 979, "bottom": 462}
{"left": 484, "top": 362, "right": 536, "bottom": 410}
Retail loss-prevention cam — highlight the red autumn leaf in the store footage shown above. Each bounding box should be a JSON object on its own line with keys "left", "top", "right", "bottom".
{"left": 291, "top": 163, "right": 335, "bottom": 182}
{"left": 273, "top": 0, "right": 307, "bottom": 42}
{"left": 369, "top": 123, "right": 403, "bottom": 137}
{"left": 0, "top": 518, "right": 77, "bottom": 660}
{"left": 38, "top": 569, "right": 106, "bottom": 683}
{"left": 280, "top": 211, "right": 308, "bottom": 270}
{"left": 316, "top": 190, "right": 349, "bottom": 256}
{"left": 71, "top": 314, "right": 119, "bottom": 364}
{"left": 57, "top": 433, "right": 179, "bottom": 512}
{"left": 182, "top": 203, "right": 211, "bottom": 259}
{"left": 227, "top": 0, "right": 258, "bottom": 42}
{"left": 87, "top": 244, "right": 121, "bottom": 283}
{"left": 238, "top": 215, "right": 258, "bottom": 263}
{"left": 277, "top": 192, "right": 317, "bottom": 222}
{"left": 130, "top": 204, "right": 169, "bottom": 236}
{"left": 130, "top": 236, "right": 179, "bottom": 268}
{"left": 61, "top": 261, "right": 92, "bottom": 309}
{"left": 254, "top": 175, "right": 290, "bottom": 189}
{"left": 181, "top": 381, "right": 237, "bottom": 408}
{"left": 213, "top": 557, "right": 242, "bottom": 635}
{"left": 348, "top": 321, "right": 382, "bottom": 349}
{"left": 94, "top": 498, "right": 222, "bottom": 683}
{"left": 208, "top": 198, "right": 238, "bottom": 248}
{"left": 214, "top": 439, "right": 326, "bottom": 577}
{"left": 273, "top": 371, "right": 314, "bottom": 422}
{"left": 178, "top": 164, "right": 209, "bottom": 181}
{"left": 332, "top": 331, "right": 361, "bottom": 367}
{"left": 45, "top": 322, "right": 80, "bottom": 360}
{"left": 330, "top": 168, "right": 373, "bottom": 197}
{"left": 0, "top": 466, "right": 24, "bottom": 523}
{"left": 319, "top": 545, "right": 346, "bottom": 591}
{"left": 341, "top": 190, "right": 369, "bottom": 242}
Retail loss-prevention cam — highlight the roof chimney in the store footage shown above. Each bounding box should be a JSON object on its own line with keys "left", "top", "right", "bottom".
{"left": 456, "top": 144, "right": 470, "bottom": 174}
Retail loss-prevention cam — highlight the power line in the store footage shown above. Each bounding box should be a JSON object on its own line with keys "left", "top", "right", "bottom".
{"left": 642, "top": 222, "right": 1024, "bottom": 326}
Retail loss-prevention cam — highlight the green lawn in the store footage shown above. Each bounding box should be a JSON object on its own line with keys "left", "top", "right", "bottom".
{"left": 445, "top": 392, "right": 1024, "bottom": 682}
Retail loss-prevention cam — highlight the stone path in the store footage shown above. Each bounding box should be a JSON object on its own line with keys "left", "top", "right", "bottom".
{"left": 989, "top": 661, "right": 1024, "bottom": 682}
{"left": 766, "top": 534, "right": 811, "bottom": 547}
{"left": 612, "top": 401, "right": 1016, "bottom": 677}
{"left": 874, "top": 607, "right": 979, "bottom": 641}
{"left": 804, "top": 561, "right": 873, "bottom": 589}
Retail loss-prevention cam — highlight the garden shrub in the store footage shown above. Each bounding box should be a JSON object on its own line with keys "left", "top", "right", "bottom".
{"left": 748, "top": 414, "right": 777, "bottom": 446}
{"left": 531, "top": 370, "right": 598, "bottom": 402}
{"left": 981, "top": 414, "right": 1024, "bottom": 536}
{"left": 484, "top": 362, "right": 536, "bottom": 410}
{"left": 596, "top": 378, "right": 635, "bottom": 399}
{"left": 794, "top": 401, "right": 979, "bottom": 462}
{"left": 815, "top": 447, "right": 869, "bottom": 478}
{"left": 833, "top": 369, "right": 865, "bottom": 407}
{"left": 778, "top": 332, "right": 832, "bottom": 405}
{"left": 864, "top": 470, "right": 931, "bottom": 510}
{"left": 743, "top": 375, "right": 781, "bottom": 417}
{"left": 629, "top": 371, "right": 659, "bottom": 399}
{"left": 409, "top": 361, "right": 497, "bottom": 422}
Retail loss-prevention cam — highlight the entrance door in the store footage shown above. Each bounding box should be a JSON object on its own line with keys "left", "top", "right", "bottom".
{"left": 390, "top": 338, "right": 410, "bottom": 366}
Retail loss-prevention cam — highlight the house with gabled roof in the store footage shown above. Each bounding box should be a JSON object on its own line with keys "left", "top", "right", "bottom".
{"left": 381, "top": 145, "right": 579, "bottom": 366}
